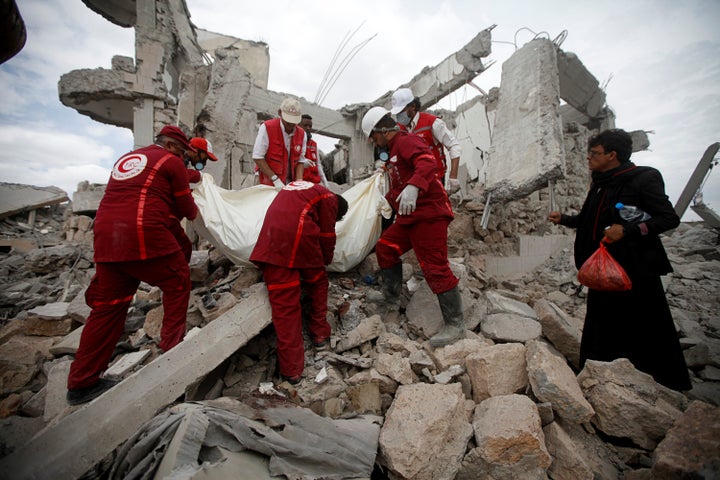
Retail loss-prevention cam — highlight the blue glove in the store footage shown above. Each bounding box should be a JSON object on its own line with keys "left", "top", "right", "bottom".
{"left": 396, "top": 185, "right": 419, "bottom": 215}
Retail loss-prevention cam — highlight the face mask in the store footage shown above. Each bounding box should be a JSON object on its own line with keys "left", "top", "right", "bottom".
{"left": 395, "top": 111, "right": 411, "bottom": 126}
{"left": 194, "top": 161, "right": 205, "bottom": 171}
{"left": 378, "top": 149, "right": 389, "bottom": 162}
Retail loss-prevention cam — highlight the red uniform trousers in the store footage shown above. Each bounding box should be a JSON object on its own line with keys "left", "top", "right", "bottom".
{"left": 261, "top": 264, "right": 331, "bottom": 378}
{"left": 67, "top": 251, "right": 190, "bottom": 389}
{"left": 375, "top": 219, "right": 458, "bottom": 294}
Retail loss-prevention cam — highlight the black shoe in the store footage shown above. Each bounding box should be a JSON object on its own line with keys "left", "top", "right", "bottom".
{"left": 313, "top": 339, "right": 329, "bottom": 351}
{"left": 66, "top": 378, "right": 119, "bottom": 405}
{"left": 281, "top": 375, "right": 302, "bottom": 385}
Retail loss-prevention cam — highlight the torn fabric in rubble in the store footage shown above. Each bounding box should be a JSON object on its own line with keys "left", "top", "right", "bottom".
{"left": 110, "top": 398, "right": 382, "bottom": 480}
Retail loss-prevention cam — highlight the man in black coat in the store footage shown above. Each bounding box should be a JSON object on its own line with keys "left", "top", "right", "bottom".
{"left": 548, "top": 129, "right": 691, "bottom": 391}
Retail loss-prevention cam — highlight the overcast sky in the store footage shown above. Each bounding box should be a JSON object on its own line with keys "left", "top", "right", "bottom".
{"left": 1, "top": 0, "right": 718, "bottom": 221}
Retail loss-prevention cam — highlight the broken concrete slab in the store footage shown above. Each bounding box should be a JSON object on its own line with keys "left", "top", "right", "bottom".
{"left": 104, "top": 349, "right": 151, "bottom": 381}
{"left": 486, "top": 38, "right": 565, "bottom": 202}
{"left": 0, "top": 284, "right": 272, "bottom": 480}
{"left": 43, "top": 359, "right": 72, "bottom": 422}
{"left": 0, "top": 183, "right": 69, "bottom": 220}
{"left": 49, "top": 326, "right": 83, "bottom": 356}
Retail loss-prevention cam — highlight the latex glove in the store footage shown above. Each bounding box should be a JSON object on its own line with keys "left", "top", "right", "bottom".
{"left": 396, "top": 184, "right": 419, "bottom": 215}
{"left": 374, "top": 160, "right": 387, "bottom": 175}
{"left": 301, "top": 158, "right": 316, "bottom": 167}
{"left": 273, "top": 178, "right": 284, "bottom": 191}
{"left": 445, "top": 178, "right": 461, "bottom": 194}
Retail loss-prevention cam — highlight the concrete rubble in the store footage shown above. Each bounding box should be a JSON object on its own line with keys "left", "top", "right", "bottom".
{"left": 0, "top": 0, "right": 719, "bottom": 479}
{"left": 0, "top": 176, "right": 718, "bottom": 479}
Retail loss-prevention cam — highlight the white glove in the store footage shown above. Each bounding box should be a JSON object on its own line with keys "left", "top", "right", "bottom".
{"left": 273, "top": 178, "right": 284, "bottom": 191}
{"left": 374, "top": 160, "right": 386, "bottom": 175}
{"left": 445, "top": 178, "right": 461, "bottom": 194}
{"left": 396, "top": 184, "right": 419, "bottom": 215}
{"left": 301, "top": 158, "right": 316, "bottom": 167}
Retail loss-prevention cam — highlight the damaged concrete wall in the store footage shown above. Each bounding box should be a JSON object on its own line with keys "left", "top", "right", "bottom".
{"left": 486, "top": 38, "right": 566, "bottom": 202}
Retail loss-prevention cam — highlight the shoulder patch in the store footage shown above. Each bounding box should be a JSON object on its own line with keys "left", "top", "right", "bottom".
{"left": 112, "top": 153, "right": 148, "bottom": 180}
{"left": 285, "top": 180, "right": 314, "bottom": 191}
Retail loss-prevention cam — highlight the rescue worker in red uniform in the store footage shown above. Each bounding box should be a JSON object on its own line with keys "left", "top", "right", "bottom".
{"left": 299, "top": 114, "right": 329, "bottom": 186}
{"left": 250, "top": 181, "right": 348, "bottom": 384}
{"left": 252, "top": 98, "right": 307, "bottom": 190}
{"left": 66, "top": 125, "right": 199, "bottom": 405}
{"left": 390, "top": 88, "right": 462, "bottom": 194}
{"left": 361, "top": 106, "right": 464, "bottom": 348}
{"left": 170, "top": 136, "right": 219, "bottom": 262}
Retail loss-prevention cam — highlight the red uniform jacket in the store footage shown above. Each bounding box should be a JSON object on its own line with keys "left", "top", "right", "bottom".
{"left": 399, "top": 112, "right": 447, "bottom": 179}
{"left": 302, "top": 138, "right": 322, "bottom": 184}
{"left": 250, "top": 181, "right": 339, "bottom": 268}
{"left": 386, "top": 131, "right": 453, "bottom": 225}
{"left": 93, "top": 145, "right": 198, "bottom": 262}
{"left": 258, "top": 118, "right": 305, "bottom": 186}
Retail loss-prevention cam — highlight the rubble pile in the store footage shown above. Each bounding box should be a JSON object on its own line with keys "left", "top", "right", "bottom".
{"left": 0, "top": 193, "right": 719, "bottom": 479}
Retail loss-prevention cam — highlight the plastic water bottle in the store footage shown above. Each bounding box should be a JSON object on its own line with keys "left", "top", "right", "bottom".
{"left": 615, "top": 202, "right": 651, "bottom": 222}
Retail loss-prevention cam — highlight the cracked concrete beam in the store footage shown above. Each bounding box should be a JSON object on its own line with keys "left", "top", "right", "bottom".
{"left": 374, "top": 26, "right": 494, "bottom": 109}
{"left": 0, "top": 284, "right": 272, "bottom": 480}
{"left": 556, "top": 49, "right": 606, "bottom": 119}
{"left": 58, "top": 68, "right": 137, "bottom": 128}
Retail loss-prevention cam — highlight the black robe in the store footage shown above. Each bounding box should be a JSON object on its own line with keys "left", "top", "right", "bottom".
{"left": 560, "top": 163, "right": 691, "bottom": 391}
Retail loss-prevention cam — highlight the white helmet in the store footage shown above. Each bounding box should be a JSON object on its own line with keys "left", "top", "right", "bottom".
{"left": 361, "top": 106, "right": 390, "bottom": 138}
{"left": 390, "top": 87, "right": 414, "bottom": 114}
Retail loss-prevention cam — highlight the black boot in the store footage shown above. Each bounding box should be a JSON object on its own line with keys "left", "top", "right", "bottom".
{"left": 430, "top": 286, "right": 465, "bottom": 348}
{"left": 367, "top": 263, "right": 403, "bottom": 305}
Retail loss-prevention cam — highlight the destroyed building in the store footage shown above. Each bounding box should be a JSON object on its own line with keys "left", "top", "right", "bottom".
{"left": 0, "top": 0, "right": 719, "bottom": 479}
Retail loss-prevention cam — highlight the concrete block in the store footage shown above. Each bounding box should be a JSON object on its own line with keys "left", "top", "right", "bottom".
{"left": 105, "top": 350, "right": 152, "bottom": 380}
{"left": 487, "top": 38, "right": 565, "bottom": 201}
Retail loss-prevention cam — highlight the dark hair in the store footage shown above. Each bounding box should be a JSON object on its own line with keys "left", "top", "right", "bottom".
{"left": 411, "top": 97, "right": 421, "bottom": 110}
{"left": 335, "top": 194, "right": 349, "bottom": 222}
{"left": 301, "top": 114, "right": 313, "bottom": 120}
{"left": 374, "top": 114, "right": 397, "bottom": 131}
{"left": 589, "top": 129, "right": 633, "bottom": 163}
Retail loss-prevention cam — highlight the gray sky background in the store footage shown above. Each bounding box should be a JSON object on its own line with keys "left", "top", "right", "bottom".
{"left": 1, "top": 0, "right": 718, "bottom": 221}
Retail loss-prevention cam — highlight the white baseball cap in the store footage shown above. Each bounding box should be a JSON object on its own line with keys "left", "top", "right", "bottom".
{"left": 280, "top": 98, "right": 302, "bottom": 124}
{"left": 390, "top": 88, "right": 414, "bottom": 114}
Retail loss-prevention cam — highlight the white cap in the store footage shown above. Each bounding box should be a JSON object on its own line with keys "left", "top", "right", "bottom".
{"left": 280, "top": 98, "right": 302, "bottom": 124}
{"left": 390, "top": 87, "right": 414, "bottom": 114}
{"left": 361, "top": 106, "right": 390, "bottom": 137}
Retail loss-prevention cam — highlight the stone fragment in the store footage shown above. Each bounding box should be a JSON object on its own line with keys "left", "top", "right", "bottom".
{"left": 651, "top": 401, "right": 720, "bottom": 479}
{"left": 466, "top": 342, "right": 528, "bottom": 402}
{"left": 430, "top": 337, "right": 493, "bottom": 371}
{"left": 578, "top": 359, "right": 688, "bottom": 449}
{"left": 543, "top": 421, "right": 594, "bottom": 480}
{"left": 458, "top": 394, "right": 551, "bottom": 479}
{"left": 335, "top": 314, "right": 385, "bottom": 353}
{"left": 380, "top": 383, "right": 472, "bottom": 480}
{"left": 481, "top": 313, "right": 542, "bottom": 342}
{"left": 526, "top": 340, "right": 594, "bottom": 423}
{"left": 533, "top": 298, "right": 582, "bottom": 368}
{"left": 375, "top": 352, "right": 414, "bottom": 385}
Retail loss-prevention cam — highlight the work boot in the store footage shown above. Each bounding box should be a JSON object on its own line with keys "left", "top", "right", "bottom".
{"left": 429, "top": 286, "right": 465, "bottom": 348}
{"left": 66, "top": 378, "right": 119, "bottom": 406}
{"left": 366, "top": 263, "right": 403, "bottom": 305}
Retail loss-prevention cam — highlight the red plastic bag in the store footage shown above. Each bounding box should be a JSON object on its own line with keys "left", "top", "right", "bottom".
{"left": 577, "top": 241, "right": 632, "bottom": 291}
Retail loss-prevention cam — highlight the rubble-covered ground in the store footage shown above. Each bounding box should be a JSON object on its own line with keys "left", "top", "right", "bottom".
{"left": 0, "top": 197, "right": 719, "bottom": 479}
